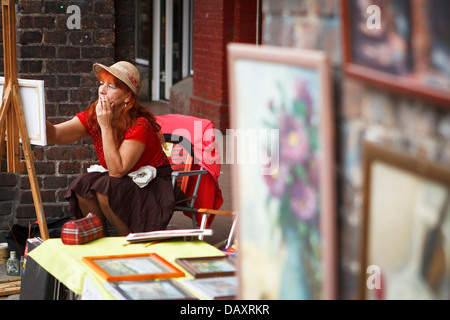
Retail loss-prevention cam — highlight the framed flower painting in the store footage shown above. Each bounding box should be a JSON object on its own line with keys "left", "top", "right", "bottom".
{"left": 227, "top": 44, "right": 337, "bottom": 299}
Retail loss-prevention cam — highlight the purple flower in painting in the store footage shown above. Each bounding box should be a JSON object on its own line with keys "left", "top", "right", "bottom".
{"left": 279, "top": 113, "right": 309, "bottom": 164}
{"left": 263, "top": 162, "right": 288, "bottom": 198}
{"left": 290, "top": 180, "right": 317, "bottom": 222}
{"left": 294, "top": 79, "right": 314, "bottom": 123}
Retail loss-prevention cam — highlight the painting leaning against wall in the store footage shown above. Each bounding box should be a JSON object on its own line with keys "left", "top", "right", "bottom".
{"left": 228, "top": 44, "right": 337, "bottom": 300}
{"left": 360, "top": 141, "right": 450, "bottom": 300}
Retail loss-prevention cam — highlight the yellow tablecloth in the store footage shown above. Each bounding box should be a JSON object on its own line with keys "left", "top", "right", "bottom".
{"left": 28, "top": 237, "right": 224, "bottom": 299}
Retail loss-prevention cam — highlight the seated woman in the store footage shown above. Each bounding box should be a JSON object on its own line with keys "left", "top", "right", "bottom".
{"left": 46, "top": 61, "right": 181, "bottom": 236}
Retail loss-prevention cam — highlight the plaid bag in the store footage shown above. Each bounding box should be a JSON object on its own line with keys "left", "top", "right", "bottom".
{"left": 61, "top": 213, "right": 104, "bottom": 245}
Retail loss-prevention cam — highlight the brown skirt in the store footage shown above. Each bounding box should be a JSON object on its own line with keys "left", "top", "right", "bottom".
{"left": 64, "top": 165, "right": 185, "bottom": 233}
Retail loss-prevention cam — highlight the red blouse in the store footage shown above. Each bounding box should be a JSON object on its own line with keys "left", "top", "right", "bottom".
{"left": 76, "top": 110, "right": 169, "bottom": 172}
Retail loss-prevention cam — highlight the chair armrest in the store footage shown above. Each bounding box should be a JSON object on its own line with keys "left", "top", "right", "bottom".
{"left": 196, "top": 209, "right": 236, "bottom": 240}
{"left": 197, "top": 208, "right": 235, "bottom": 216}
{"left": 172, "top": 170, "right": 209, "bottom": 178}
{"left": 174, "top": 206, "right": 235, "bottom": 216}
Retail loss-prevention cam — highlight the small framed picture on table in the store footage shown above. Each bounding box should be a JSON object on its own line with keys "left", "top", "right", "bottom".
{"left": 82, "top": 253, "right": 185, "bottom": 282}
{"left": 176, "top": 256, "right": 236, "bottom": 278}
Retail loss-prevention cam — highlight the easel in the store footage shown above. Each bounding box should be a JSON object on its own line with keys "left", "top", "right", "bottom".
{"left": 0, "top": 0, "right": 49, "bottom": 240}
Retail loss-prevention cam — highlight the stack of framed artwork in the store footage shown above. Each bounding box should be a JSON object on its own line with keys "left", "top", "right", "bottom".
{"left": 83, "top": 253, "right": 197, "bottom": 300}
{"left": 83, "top": 253, "right": 238, "bottom": 300}
{"left": 176, "top": 256, "right": 238, "bottom": 300}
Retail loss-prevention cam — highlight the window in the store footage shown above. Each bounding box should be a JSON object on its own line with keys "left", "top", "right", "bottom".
{"left": 136, "top": 0, "right": 151, "bottom": 65}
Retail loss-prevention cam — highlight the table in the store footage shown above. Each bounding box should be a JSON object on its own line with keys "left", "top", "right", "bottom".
{"left": 28, "top": 237, "right": 225, "bottom": 299}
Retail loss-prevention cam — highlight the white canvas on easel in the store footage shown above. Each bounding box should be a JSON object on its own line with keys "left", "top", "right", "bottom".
{"left": 0, "top": 76, "right": 47, "bottom": 146}
{"left": 1, "top": 0, "right": 49, "bottom": 241}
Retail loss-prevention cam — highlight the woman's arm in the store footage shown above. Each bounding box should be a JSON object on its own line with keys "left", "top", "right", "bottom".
{"left": 46, "top": 117, "right": 87, "bottom": 144}
{"left": 101, "top": 127, "right": 146, "bottom": 178}
{"left": 96, "top": 96, "right": 146, "bottom": 178}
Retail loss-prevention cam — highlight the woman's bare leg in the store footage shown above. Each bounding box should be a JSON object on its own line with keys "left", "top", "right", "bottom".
{"left": 75, "top": 193, "right": 110, "bottom": 236}
{"left": 96, "top": 192, "right": 131, "bottom": 236}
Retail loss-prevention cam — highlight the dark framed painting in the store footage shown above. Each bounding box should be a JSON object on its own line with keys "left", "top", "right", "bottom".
{"left": 341, "top": 0, "right": 450, "bottom": 107}
{"left": 360, "top": 140, "right": 450, "bottom": 300}
{"left": 176, "top": 256, "right": 236, "bottom": 278}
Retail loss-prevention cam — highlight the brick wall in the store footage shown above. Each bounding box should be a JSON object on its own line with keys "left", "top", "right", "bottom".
{"left": 188, "top": 0, "right": 258, "bottom": 132}
{"left": 114, "top": 0, "right": 135, "bottom": 61}
{"left": 0, "top": 0, "right": 118, "bottom": 239}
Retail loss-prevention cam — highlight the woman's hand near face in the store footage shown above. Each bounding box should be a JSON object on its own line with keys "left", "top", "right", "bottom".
{"left": 96, "top": 95, "right": 114, "bottom": 130}
{"left": 95, "top": 95, "right": 142, "bottom": 178}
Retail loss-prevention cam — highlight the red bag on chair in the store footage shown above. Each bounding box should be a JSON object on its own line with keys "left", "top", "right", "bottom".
{"left": 61, "top": 213, "right": 104, "bottom": 245}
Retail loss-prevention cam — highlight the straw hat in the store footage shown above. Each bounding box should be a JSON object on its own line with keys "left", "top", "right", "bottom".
{"left": 93, "top": 61, "right": 141, "bottom": 96}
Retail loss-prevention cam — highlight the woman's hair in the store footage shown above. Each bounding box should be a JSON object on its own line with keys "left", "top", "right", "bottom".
{"left": 86, "top": 70, "right": 163, "bottom": 145}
